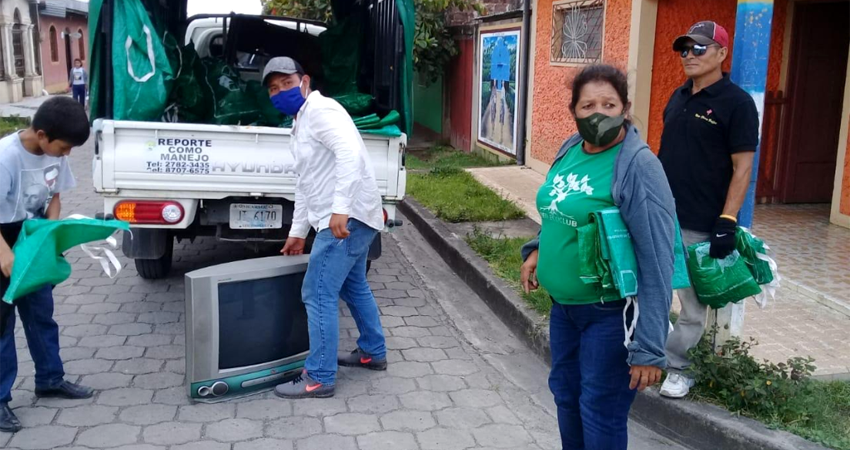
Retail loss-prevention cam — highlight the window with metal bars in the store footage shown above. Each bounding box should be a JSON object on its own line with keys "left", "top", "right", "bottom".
{"left": 78, "top": 29, "right": 85, "bottom": 60}
{"left": 49, "top": 26, "right": 58, "bottom": 63}
{"left": 550, "top": 0, "right": 604, "bottom": 65}
{"left": 12, "top": 9, "right": 24, "bottom": 77}
{"left": 12, "top": 25, "right": 24, "bottom": 77}
{"left": 0, "top": 33, "right": 5, "bottom": 81}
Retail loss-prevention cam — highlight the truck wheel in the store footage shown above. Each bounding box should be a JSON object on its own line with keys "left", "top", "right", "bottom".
{"left": 366, "top": 260, "right": 372, "bottom": 273}
{"left": 135, "top": 236, "right": 174, "bottom": 280}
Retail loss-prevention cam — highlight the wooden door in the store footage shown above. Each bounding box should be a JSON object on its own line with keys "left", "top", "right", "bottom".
{"left": 781, "top": 1, "right": 850, "bottom": 203}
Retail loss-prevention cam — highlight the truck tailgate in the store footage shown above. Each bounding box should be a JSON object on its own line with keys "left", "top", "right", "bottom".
{"left": 93, "top": 120, "right": 406, "bottom": 200}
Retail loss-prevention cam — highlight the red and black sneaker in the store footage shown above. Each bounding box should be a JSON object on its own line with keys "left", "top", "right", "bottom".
{"left": 338, "top": 348, "right": 388, "bottom": 371}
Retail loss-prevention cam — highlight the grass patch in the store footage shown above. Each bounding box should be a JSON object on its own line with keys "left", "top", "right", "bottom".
{"left": 408, "top": 167, "right": 525, "bottom": 223}
{"left": 783, "top": 380, "right": 850, "bottom": 449}
{"left": 688, "top": 331, "right": 850, "bottom": 449}
{"left": 407, "top": 145, "right": 509, "bottom": 171}
{"left": 465, "top": 228, "right": 551, "bottom": 316}
{"left": 0, "top": 116, "right": 30, "bottom": 137}
{"left": 406, "top": 146, "right": 524, "bottom": 223}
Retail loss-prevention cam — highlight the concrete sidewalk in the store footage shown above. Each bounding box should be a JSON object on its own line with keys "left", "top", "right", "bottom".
{"left": 0, "top": 94, "right": 67, "bottom": 119}
{"left": 468, "top": 165, "right": 850, "bottom": 377}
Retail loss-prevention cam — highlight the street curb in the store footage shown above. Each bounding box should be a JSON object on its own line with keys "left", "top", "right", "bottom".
{"left": 397, "top": 198, "right": 551, "bottom": 363}
{"left": 399, "top": 198, "right": 829, "bottom": 450}
{"left": 632, "top": 389, "right": 827, "bottom": 450}
{"left": 782, "top": 278, "right": 850, "bottom": 319}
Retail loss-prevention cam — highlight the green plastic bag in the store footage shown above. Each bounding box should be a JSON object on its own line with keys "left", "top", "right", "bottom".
{"left": 202, "top": 59, "right": 262, "bottom": 125}
{"left": 318, "top": 17, "right": 363, "bottom": 97}
{"left": 577, "top": 207, "right": 690, "bottom": 301}
{"left": 360, "top": 125, "right": 403, "bottom": 137}
{"left": 735, "top": 228, "right": 774, "bottom": 285}
{"left": 2, "top": 218, "right": 130, "bottom": 303}
{"left": 359, "top": 110, "right": 401, "bottom": 130}
{"left": 164, "top": 41, "right": 212, "bottom": 124}
{"left": 112, "top": 0, "right": 174, "bottom": 121}
{"left": 687, "top": 242, "right": 761, "bottom": 309}
{"left": 335, "top": 93, "right": 374, "bottom": 116}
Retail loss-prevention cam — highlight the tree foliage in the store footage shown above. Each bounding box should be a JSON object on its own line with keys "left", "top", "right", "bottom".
{"left": 261, "top": 0, "right": 484, "bottom": 86}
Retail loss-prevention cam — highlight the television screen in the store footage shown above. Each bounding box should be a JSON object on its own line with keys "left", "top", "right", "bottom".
{"left": 217, "top": 273, "right": 310, "bottom": 370}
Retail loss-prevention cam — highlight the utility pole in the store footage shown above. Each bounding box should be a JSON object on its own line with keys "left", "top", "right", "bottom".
{"left": 709, "top": 0, "right": 774, "bottom": 345}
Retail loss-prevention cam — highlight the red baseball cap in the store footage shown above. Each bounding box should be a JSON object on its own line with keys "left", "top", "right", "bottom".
{"left": 673, "top": 21, "right": 730, "bottom": 51}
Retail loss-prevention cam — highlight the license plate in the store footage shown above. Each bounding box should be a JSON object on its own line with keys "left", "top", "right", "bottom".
{"left": 229, "top": 204, "right": 283, "bottom": 229}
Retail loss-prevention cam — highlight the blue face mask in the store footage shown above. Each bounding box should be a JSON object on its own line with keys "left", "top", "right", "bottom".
{"left": 271, "top": 81, "right": 306, "bottom": 116}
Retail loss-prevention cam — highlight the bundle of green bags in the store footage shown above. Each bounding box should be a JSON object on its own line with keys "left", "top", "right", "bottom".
{"left": 577, "top": 207, "right": 690, "bottom": 301}
{"left": 686, "top": 227, "right": 777, "bottom": 309}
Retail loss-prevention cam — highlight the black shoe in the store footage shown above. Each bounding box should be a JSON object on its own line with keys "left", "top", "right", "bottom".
{"left": 338, "top": 348, "right": 388, "bottom": 371}
{"left": 0, "top": 403, "right": 22, "bottom": 433}
{"left": 34, "top": 381, "right": 94, "bottom": 400}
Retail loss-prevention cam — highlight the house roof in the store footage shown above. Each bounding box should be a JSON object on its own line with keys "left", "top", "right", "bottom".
{"left": 40, "top": 0, "right": 88, "bottom": 18}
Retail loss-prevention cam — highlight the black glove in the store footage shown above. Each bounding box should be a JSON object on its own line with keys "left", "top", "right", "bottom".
{"left": 709, "top": 216, "right": 737, "bottom": 259}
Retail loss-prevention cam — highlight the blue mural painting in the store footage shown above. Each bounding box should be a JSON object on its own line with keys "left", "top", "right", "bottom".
{"left": 479, "top": 30, "right": 520, "bottom": 155}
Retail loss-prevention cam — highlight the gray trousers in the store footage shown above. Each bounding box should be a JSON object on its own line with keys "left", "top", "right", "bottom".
{"left": 665, "top": 229, "right": 711, "bottom": 374}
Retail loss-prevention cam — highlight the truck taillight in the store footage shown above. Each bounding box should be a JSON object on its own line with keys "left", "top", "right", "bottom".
{"left": 383, "top": 208, "right": 388, "bottom": 225}
{"left": 114, "top": 201, "right": 184, "bottom": 225}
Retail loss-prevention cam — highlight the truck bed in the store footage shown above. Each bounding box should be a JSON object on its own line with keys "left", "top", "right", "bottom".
{"left": 93, "top": 120, "right": 407, "bottom": 202}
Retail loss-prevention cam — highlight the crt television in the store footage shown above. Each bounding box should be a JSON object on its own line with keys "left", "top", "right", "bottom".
{"left": 185, "top": 255, "right": 311, "bottom": 401}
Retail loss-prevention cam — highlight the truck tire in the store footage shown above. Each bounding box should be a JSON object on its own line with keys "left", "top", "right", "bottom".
{"left": 366, "top": 260, "right": 372, "bottom": 273}
{"left": 135, "top": 236, "right": 174, "bottom": 280}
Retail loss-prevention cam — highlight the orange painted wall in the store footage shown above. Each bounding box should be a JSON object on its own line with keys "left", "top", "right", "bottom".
{"left": 766, "top": 0, "right": 787, "bottom": 94}
{"left": 529, "top": 0, "right": 632, "bottom": 164}
{"left": 842, "top": 117, "right": 850, "bottom": 215}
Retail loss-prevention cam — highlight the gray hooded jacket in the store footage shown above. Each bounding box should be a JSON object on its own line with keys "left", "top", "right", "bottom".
{"left": 521, "top": 125, "right": 676, "bottom": 368}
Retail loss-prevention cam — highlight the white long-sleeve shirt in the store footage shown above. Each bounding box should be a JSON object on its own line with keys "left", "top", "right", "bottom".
{"left": 288, "top": 91, "right": 384, "bottom": 239}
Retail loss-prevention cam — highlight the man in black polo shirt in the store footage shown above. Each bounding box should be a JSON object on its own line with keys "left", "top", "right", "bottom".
{"left": 657, "top": 21, "right": 759, "bottom": 399}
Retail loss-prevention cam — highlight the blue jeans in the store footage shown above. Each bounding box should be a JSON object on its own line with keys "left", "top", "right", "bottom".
{"left": 72, "top": 85, "right": 86, "bottom": 106}
{"left": 302, "top": 219, "right": 386, "bottom": 386}
{"left": 549, "top": 300, "right": 637, "bottom": 450}
{"left": 0, "top": 285, "right": 65, "bottom": 403}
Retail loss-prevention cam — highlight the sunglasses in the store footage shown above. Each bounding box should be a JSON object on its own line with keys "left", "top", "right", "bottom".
{"left": 679, "top": 44, "right": 716, "bottom": 58}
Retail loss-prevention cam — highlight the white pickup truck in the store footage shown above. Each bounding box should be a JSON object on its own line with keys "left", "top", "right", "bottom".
{"left": 91, "top": 6, "right": 409, "bottom": 279}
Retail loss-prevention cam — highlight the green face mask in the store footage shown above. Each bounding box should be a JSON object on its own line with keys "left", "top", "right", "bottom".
{"left": 576, "top": 112, "right": 625, "bottom": 147}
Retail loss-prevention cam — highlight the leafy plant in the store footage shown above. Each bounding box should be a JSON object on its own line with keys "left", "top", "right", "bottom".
{"left": 686, "top": 329, "right": 850, "bottom": 448}
{"left": 687, "top": 326, "right": 817, "bottom": 422}
{"left": 261, "top": 0, "right": 333, "bottom": 22}
{"left": 261, "top": 0, "right": 485, "bottom": 86}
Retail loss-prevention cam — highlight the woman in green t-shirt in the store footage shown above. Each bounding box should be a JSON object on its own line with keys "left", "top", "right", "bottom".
{"left": 520, "top": 65, "right": 677, "bottom": 450}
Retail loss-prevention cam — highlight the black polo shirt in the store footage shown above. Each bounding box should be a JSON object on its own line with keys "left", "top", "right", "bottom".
{"left": 658, "top": 75, "right": 759, "bottom": 232}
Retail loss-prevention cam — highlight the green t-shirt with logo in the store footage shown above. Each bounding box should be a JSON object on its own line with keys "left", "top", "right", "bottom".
{"left": 536, "top": 142, "right": 621, "bottom": 305}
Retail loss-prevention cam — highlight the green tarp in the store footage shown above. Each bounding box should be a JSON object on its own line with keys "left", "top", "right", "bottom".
{"left": 2, "top": 218, "right": 130, "bottom": 303}
{"left": 111, "top": 0, "right": 174, "bottom": 121}
{"left": 577, "top": 207, "right": 690, "bottom": 301}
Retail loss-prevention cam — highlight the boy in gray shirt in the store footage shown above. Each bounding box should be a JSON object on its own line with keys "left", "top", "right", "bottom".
{"left": 0, "top": 96, "right": 91, "bottom": 433}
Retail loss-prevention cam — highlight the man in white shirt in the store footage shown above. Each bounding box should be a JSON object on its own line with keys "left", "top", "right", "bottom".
{"left": 264, "top": 57, "right": 388, "bottom": 399}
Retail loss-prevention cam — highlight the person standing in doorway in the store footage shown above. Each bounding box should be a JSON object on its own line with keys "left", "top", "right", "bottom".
{"left": 68, "top": 59, "right": 87, "bottom": 107}
{"left": 261, "top": 57, "right": 388, "bottom": 399}
{"left": 658, "top": 21, "right": 760, "bottom": 399}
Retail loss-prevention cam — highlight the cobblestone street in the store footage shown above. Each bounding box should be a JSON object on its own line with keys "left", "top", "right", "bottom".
{"left": 0, "top": 141, "right": 685, "bottom": 448}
